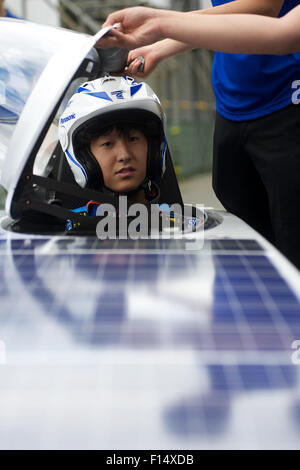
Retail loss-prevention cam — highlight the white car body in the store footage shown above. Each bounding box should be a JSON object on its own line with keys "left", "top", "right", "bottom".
{"left": 0, "top": 19, "right": 300, "bottom": 450}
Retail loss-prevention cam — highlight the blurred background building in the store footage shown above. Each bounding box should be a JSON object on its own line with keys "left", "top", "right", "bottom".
{"left": 5, "top": 0, "right": 220, "bottom": 207}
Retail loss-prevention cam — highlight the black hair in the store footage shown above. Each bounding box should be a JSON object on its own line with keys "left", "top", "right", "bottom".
{"left": 77, "top": 122, "right": 150, "bottom": 150}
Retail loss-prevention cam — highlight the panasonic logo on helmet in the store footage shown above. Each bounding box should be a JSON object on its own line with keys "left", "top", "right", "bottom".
{"left": 61, "top": 113, "right": 76, "bottom": 124}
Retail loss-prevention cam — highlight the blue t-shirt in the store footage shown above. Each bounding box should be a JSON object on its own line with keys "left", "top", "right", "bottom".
{"left": 211, "top": 0, "right": 300, "bottom": 120}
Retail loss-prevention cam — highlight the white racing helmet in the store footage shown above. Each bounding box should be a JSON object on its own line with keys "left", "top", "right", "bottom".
{"left": 58, "top": 76, "right": 167, "bottom": 192}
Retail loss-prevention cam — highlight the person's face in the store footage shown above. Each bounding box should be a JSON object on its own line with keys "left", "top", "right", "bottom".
{"left": 90, "top": 126, "right": 148, "bottom": 194}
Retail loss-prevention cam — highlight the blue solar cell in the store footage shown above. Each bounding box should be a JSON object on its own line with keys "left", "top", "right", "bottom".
{"left": 269, "top": 290, "right": 299, "bottom": 304}
{"left": 239, "top": 365, "right": 274, "bottom": 390}
{"left": 211, "top": 239, "right": 264, "bottom": 251}
{"left": 278, "top": 365, "right": 298, "bottom": 387}
{"left": 234, "top": 290, "right": 264, "bottom": 302}
{"left": 213, "top": 306, "right": 237, "bottom": 323}
{"left": 245, "top": 255, "right": 273, "bottom": 267}
{"left": 209, "top": 365, "right": 229, "bottom": 391}
{"left": 225, "top": 278, "right": 258, "bottom": 288}
{"left": 102, "top": 268, "right": 130, "bottom": 282}
{"left": 242, "top": 307, "right": 273, "bottom": 323}
{"left": 253, "top": 330, "right": 286, "bottom": 351}
{"left": 279, "top": 306, "right": 300, "bottom": 325}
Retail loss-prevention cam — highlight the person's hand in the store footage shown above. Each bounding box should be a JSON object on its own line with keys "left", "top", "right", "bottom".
{"left": 102, "top": 6, "right": 157, "bottom": 30}
{"left": 96, "top": 6, "right": 164, "bottom": 50}
{"left": 124, "top": 45, "right": 161, "bottom": 79}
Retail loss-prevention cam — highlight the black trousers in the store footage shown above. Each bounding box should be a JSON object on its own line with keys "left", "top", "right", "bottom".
{"left": 213, "top": 104, "right": 300, "bottom": 269}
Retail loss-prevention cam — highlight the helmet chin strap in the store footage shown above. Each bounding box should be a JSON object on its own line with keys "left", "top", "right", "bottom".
{"left": 101, "top": 177, "right": 159, "bottom": 204}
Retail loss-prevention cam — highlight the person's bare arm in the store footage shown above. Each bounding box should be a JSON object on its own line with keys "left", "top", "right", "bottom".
{"left": 159, "top": 6, "right": 300, "bottom": 55}
{"left": 150, "top": 0, "right": 285, "bottom": 59}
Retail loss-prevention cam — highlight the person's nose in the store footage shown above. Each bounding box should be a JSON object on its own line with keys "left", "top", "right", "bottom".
{"left": 116, "top": 137, "right": 132, "bottom": 163}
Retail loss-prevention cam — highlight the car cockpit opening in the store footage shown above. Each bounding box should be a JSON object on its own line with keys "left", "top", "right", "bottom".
{"left": 0, "top": 32, "right": 220, "bottom": 237}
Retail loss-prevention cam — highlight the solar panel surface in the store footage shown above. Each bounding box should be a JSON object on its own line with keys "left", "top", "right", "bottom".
{"left": 0, "top": 229, "right": 299, "bottom": 449}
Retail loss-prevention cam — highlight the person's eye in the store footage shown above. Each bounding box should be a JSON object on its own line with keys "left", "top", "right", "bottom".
{"left": 101, "top": 140, "right": 112, "bottom": 148}
{"left": 129, "top": 135, "right": 139, "bottom": 142}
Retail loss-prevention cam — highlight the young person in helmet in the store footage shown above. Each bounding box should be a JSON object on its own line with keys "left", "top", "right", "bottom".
{"left": 59, "top": 75, "right": 167, "bottom": 220}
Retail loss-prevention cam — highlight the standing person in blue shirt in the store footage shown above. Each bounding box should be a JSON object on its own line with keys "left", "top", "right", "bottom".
{"left": 100, "top": 0, "right": 300, "bottom": 269}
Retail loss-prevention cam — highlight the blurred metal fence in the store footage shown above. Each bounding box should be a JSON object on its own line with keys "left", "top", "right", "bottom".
{"left": 57, "top": 0, "right": 149, "bottom": 32}
{"left": 148, "top": 47, "right": 215, "bottom": 179}
{"left": 45, "top": 0, "right": 216, "bottom": 178}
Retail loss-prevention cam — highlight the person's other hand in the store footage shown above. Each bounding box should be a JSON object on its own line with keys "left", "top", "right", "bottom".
{"left": 124, "top": 45, "right": 161, "bottom": 79}
{"left": 96, "top": 6, "right": 163, "bottom": 50}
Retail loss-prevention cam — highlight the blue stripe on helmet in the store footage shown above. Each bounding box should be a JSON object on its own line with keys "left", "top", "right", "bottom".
{"left": 77, "top": 87, "right": 90, "bottom": 93}
{"left": 130, "top": 84, "right": 143, "bottom": 97}
{"left": 65, "top": 150, "right": 88, "bottom": 182}
{"left": 86, "top": 91, "right": 113, "bottom": 101}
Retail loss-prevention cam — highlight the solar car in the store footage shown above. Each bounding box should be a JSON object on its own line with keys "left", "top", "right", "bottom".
{"left": 0, "top": 18, "right": 300, "bottom": 450}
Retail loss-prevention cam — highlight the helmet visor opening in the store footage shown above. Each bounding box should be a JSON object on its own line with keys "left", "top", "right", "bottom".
{"left": 74, "top": 109, "right": 163, "bottom": 151}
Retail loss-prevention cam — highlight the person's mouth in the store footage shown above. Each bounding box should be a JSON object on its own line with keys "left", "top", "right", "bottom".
{"left": 116, "top": 166, "right": 136, "bottom": 177}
